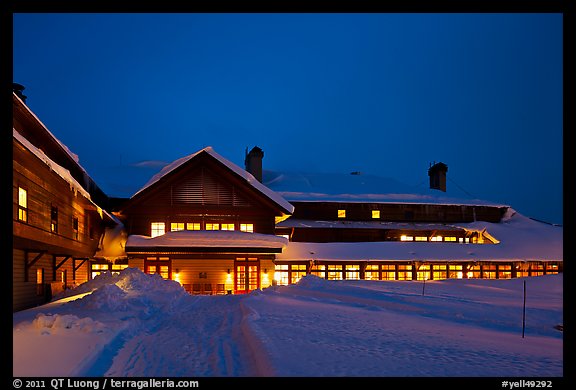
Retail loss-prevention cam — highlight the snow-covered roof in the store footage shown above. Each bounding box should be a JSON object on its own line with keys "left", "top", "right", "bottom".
{"left": 14, "top": 128, "right": 91, "bottom": 199}
{"left": 276, "top": 210, "right": 562, "bottom": 262}
{"left": 132, "top": 147, "right": 294, "bottom": 214}
{"left": 13, "top": 128, "right": 116, "bottom": 223}
{"left": 125, "top": 230, "right": 289, "bottom": 251}
{"left": 263, "top": 170, "right": 507, "bottom": 207}
{"left": 14, "top": 93, "right": 84, "bottom": 171}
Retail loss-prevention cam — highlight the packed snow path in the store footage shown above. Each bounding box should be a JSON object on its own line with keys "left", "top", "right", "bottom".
{"left": 101, "top": 295, "right": 262, "bottom": 377}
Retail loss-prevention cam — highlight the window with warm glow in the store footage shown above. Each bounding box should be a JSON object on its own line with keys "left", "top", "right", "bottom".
{"left": 444, "top": 237, "right": 457, "bottom": 242}
{"left": 171, "top": 222, "right": 185, "bottom": 231}
{"left": 467, "top": 265, "right": 481, "bottom": 279}
{"left": 310, "top": 264, "right": 326, "bottom": 279}
{"left": 274, "top": 264, "right": 289, "bottom": 285}
{"left": 415, "top": 236, "right": 427, "bottom": 241}
{"left": 449, "top": 265, "right": 463, "bottom": 279}
{"left": 151, "top": 222, "right": 165, "bottom": 237}
{"left": 430, "top": 236, "right": 443, "bottom": 242}
{"left": 221, "top": 223, "right": 235, "bottom": 231}
{"left": 498, "top": 265, "right": 512, "bottom": 279}
{"left": 365, "top": 264, "right": 379, "bottom": 280}
{"left": 36, "top": 268, "right": 44, "bottom": 296}
{"left": 417, "top": 265, "right": 430, "bottom": 281}
{"left": 337, "top": 209, "right": 346, "bottom": 218}
{"left": 186, "top": 223, "right": 201, "bottom": 230}
{"left": 240, "top": 223, "right": 254, "bottom": 233}
{"left": 371, "top": 210, "right": 380, "bottom": 219}
{"left": 400, "top": 235, "right": 413, "bottom": 241}
{"left": 345, "top": 265, "right": 360, "bottom": 280}
{"left": 482, "top": 264, "right": 497, "bottom": 279}
{"left": 291, "top": 264, "right": 307, "bottom": 284}
{"left": 327, "top": 264, "right": 343, "bottom": 280}
{"left": 382, "top": 264, "right": 396, "bottom": 280}
{"left": 397, "top": 265, "right": 412, "bottom": 280}
{"left": 18, "top": 187, "right": 28, "bottom": 222}
{"left": 206, "top": 223, "right": 220, "bottom": 230}
{"left": 50, "top": 206, "right": 58, "bottom": 233}
{"left": 432, "top": 264, "right": 447, "bottom": 280}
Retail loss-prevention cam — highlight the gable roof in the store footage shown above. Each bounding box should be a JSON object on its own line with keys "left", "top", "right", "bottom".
{"left": 131, "top": 147, "right": 294, "bottom": 214}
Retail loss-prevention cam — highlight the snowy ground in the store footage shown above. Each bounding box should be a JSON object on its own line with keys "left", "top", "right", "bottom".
{"left": 13, "top": 268, "right": 563, "bottom": 378}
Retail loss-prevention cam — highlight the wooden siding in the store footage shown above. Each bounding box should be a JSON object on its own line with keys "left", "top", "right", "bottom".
{"left": 12, "top": 249, "right": 90, "bottom": 312}
{"left": 290, "top": 201, "right": 507, "bottom": 223}
{"left": 13, "top": 141, "right": 104, "bottom": 256}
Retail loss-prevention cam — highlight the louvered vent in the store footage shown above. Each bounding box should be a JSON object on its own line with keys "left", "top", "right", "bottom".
{"left": 172, "top": 167, "right": 252, "bottom": 207}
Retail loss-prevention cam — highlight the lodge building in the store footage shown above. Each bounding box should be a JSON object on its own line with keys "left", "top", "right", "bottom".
{"left": 12, "top": 89, "right": 563, "bottom": 311}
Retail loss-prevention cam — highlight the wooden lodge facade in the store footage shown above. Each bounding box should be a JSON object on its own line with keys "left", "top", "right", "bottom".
{"left": 113, "top": 147, "right": 293, "bottom": 295}
{"left": 12, "top": 88, "right": 563, "bottom": 312}
{"left": 12, "top": 91, "right": 116, "bottom": 312}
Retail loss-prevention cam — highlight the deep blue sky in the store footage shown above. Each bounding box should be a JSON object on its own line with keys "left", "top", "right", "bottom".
{"left": 13, "top": 13, "right": 563, "bottom": 224}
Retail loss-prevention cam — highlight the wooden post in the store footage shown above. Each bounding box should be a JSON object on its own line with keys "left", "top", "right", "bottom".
{"left": 522, "top": 280, "right": 526, "bottom": 338}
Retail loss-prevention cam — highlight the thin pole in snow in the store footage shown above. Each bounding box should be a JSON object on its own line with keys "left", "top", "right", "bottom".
{"left": 522, "top": 280, "right": 526, "bottom": 338}
{"left": 422, "top": 277, "right": 426, "bottom": 296}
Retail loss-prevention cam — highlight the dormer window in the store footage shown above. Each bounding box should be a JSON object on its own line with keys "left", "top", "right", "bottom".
{"left": 338, "top": 209, "right": 346, "bottom": 218}
{"left": 372, "top": 210, "right": 380, "bottom": 219}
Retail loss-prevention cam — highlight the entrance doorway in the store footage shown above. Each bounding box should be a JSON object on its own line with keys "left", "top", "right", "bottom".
{"left": 234, "top": 257, "right": 259, "bottom": 294}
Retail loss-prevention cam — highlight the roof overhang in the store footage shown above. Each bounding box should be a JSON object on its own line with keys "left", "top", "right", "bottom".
{"left": 125, "top": 230, "right": 288, "bottom": 254}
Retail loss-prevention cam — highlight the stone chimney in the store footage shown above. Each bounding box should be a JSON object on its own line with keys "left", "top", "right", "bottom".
{"left": 245, "top": 146, "right": 264, "bottom": 182}
{"left": 428, "top": 161, "right": 448, "bottom": 192}
{"left": 13, "top": 83, "right": 27, "bottom": 104}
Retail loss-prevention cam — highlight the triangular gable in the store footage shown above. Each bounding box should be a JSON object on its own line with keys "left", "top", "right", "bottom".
{"left": 128, "top": 147, "right": 294, "bottom": 215}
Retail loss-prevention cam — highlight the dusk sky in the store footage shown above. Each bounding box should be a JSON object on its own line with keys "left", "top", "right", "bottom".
{"left": 12, "top": 13, "right": 563, "bottom": 225}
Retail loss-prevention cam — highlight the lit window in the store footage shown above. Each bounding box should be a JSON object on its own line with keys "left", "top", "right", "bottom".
{"left": 151, "top": 222, "right": 165, "bottom": 237}
{"left": 171, "top": 222, "right": 185, "bottom": 231}
{"left": 274, "top": 264, "right": 289, "bottom": 286}
{"left": 371, "top": 210, "right": 380, "bottom": 219}
{"left": 337, "top": 209, "right": 346, "bottom": 218}
{"left": 415, "top": 236, "right": 427, "bottom": 241}
{"left": 50, "top": 206, "right": 58, "bottom": 233}
{"left": 310, "top": 264, "right": 326, "bottom": 279}
{"left": 186, "top": 223, "right": 201, "bottom": 230}
{"left": 291, "top": 264, "right": 307, "bottom": 284}
{"left": 240, "top": 223, "right": 254, "bottom": 233}
{"left": 205, "top": 223, "right": 220, "bottom": 230}
{"left": 400, "top": 235, "right": 413, "bottom": 241}
{"left": 221, "top": 223, "right": 235, "bottom": 231}
{"left": 18, "top": 187, "right": 28, "bottom": 222}
{"left": 327, "top": 264, "right": 343, "bottom": 280}
{"left": 345, "top": 265, "right": 360, "bottom": 280}
{"left": 444, "top": 237, "right": 457, "bottom": 242}
{"left": 430, "top": 236, "right": 442, "bottom": 242}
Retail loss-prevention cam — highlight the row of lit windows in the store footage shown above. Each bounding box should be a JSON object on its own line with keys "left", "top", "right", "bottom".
{"left": 400, "top": 235, "right": 471, "bottom": 243}
{"left": 273, "top": 263, "right": 559, "bottom": 284}
{"left": 151, "top": 222, "right": 254, "bottom": 237}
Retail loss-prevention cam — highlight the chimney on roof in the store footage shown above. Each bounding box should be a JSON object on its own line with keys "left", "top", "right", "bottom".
{"left": 245, "top": 146, "right": 264, "bottom": 182}
{"left": 13, "top": 83, "right": 27, "bottom": 104}
{"left": 428, "top": 161, "right": 448, "bottom": 192}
